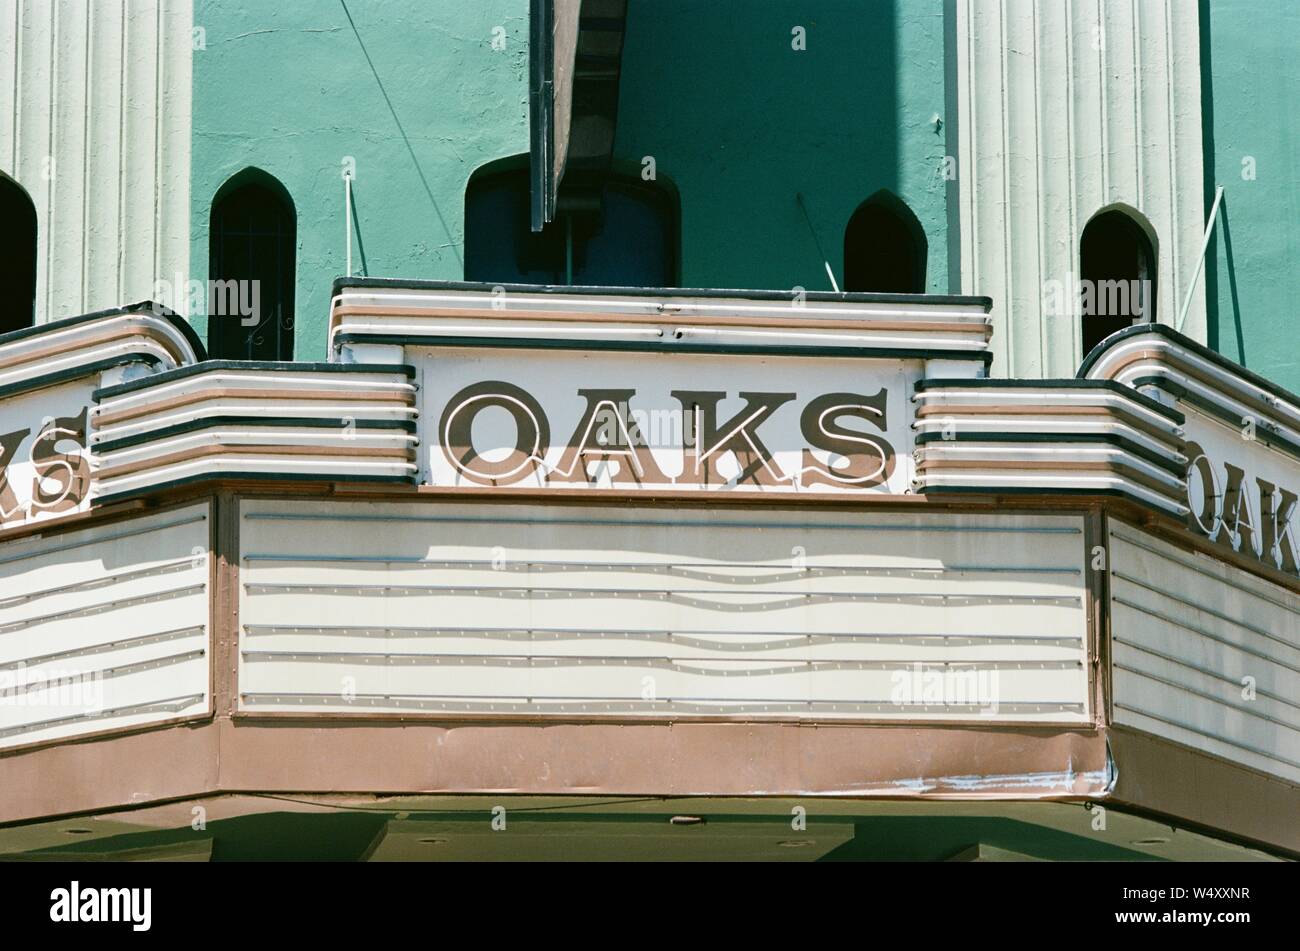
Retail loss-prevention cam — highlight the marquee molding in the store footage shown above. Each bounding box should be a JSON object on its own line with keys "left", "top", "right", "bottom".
{"left": 91, "top": 362, "right": 419, "bottom": 504}
{"left": 912, "top": 378, "right": 1188, "bottom": 516}
{"left": 1080, "top": 323, "right": 1300, "bottom": 464}
{"left": 328, "top": 279, "right": 997, "bottom": 364}
{"left": 0, "top": 302, "right": 204, "bottom": 401}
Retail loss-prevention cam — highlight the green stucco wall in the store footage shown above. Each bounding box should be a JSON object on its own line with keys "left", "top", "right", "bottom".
{"left": 612, "top": 0, "right": 950, "bottom": 295}
{"left": 1201, "top": 0, "right": 1300, "bottom": 392}
{"left": 190, "top": 0, "right": 530, "bottom": 358}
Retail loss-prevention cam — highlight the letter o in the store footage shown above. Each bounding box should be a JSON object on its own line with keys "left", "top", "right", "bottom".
{"left": 440, "top": 381, "right": 550, "bottom": 485}
{"left": 1185, "top": 442, "right": 1221, "bottom": 537}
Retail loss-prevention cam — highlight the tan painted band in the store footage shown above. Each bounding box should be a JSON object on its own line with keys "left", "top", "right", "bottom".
{"left": 915, "top": 403, "right": 1181, "bottom": 445}
{"left": 95, "top": 387, "right": 413, "bottom": 427}
{"left": 0, "top": 323, "right": 187, "bottom": 373}
{"left": 95, "top": 443, "right": 415, "bottom": 480}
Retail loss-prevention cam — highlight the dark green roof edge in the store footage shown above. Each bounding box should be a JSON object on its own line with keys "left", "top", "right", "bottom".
{"left": 0, "top": 354, "right": 166, "bottom": 403}
{"left": 916, "top": 484, "right": 1184, "bottom": 510}
{"left": 333, "top": 332, "right": 993, "bottom": 364}
{"left": 1132, "top": 375, "right": 1300, "bottom": 462}
{"left": 0, "top": 301, "right": 207, "bottom": 362}
{"left": 330, "top": 276, "right": 994, "bottom": 311}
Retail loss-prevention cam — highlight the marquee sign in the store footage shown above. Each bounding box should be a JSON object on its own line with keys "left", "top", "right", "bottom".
{"left": 418, "top": 349, "right": 916, "bottom": 494}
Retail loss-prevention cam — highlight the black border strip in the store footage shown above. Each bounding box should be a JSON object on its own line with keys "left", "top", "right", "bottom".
{"left": 1131, "top": 374, "right": 1300, "bottom": 462}
{"left": 1078, "top": 322, "right": 1300, "bottom": 412}
{"left": 0, "top": 354, "right": 166, "bottom": 403}
{"left": 914, "top": 430, "right": 1187, "bottom": 477}
{"left": 914, "top": 377, "right": 1185, "bottom": 423}
{"left": 93, "top": 472, "right": 415, "bottom": 509}
{"left": 330, "top": 276, "right": 995, "bottom": 310}
{"left": 332, "top": 332, "right": 994, "bottom": 364}
{"left": 94, "top": 416, "right": 417, "bottom": 454}
{"left": 94, "top": 360, "right": 417, "bottom": 401}
{"left": 0, "top": 301, "right": 206, "bottom": 362}
{"left": 916, "top": 484, "right": 1186, "bottom": 511}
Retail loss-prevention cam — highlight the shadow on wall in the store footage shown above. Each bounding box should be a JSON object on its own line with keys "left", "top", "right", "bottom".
{"left": 612, "top": 0, "right": 929, "bottom": 293}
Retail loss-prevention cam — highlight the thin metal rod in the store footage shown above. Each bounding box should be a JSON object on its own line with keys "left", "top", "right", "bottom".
{"left": 1176, "top": 184, "right": 1224, "bottom": 333}
{"left": 344, "top": 172, "right": 354, "bottom": 278}
{"left": 795, "top": 192, "right": 840, "bottom": 292}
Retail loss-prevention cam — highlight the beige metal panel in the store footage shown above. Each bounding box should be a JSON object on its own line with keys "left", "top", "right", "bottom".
{"left": 239, "top": 500, "right": 1090, "bottom": 722}
{"left": 0, "top": 504, "right": 210, "bottom": 749}
{"left": 956, "top": 0, "right": 1206, "bottom": 376}
{"left": 0, "top": 0, "right": 192, "bottom": 322}
{"left": 1109, "top": 523, "right": 1300, "bottom": 783}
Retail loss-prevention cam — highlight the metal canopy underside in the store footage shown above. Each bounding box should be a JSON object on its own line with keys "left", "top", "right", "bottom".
{"left": 0, "top": 796, "right": 1283, "bottom": 862}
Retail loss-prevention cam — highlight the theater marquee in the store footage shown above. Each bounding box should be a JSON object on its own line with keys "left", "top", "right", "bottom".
{"left": 0, "top": 284, "right": 1295, "bottom": 856}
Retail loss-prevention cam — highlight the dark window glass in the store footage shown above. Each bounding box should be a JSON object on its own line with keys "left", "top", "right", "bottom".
{"left": 208, "top": 171, "right": 296, "bottom": 360}
{"left": 844, "top": 194, "right": 927, "bottom": 293}
{"left": 0, "top": 176, "right": 37, "bottom": 334}
{"left": 1079, "top": 209, "right": 1157, "bottom": 355}
{"left": 465, "top": 170, "right": 675, "bottom": 287}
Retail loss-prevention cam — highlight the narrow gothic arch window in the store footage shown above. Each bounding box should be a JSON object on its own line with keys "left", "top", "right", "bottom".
{"left": 208, "top": 169, "right": 296, "bottom": 360}
{"left": 0, "top": 175, "right": 37, "bottom": 334}
{"left": 1080, "top": 209, "right": 1157, "bottom": 355}
{"left": 844, "top": 193, "right": 927, "bottom": 293}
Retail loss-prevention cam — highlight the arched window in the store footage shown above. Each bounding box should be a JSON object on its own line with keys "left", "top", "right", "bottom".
{"left": 0, "top": 175, "right": 37, "bottom": 334}
{"left": 208, "top": 169, "right": 296, "bottom": 360}
{"left": 844, "top": 192, "right": 927, "bottom": 293}
{"left": 465, "top": 167, "right": 676, "bottom": 287}
{"left": 1079, "top": 208, "right": 1157, "bottom": 355}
